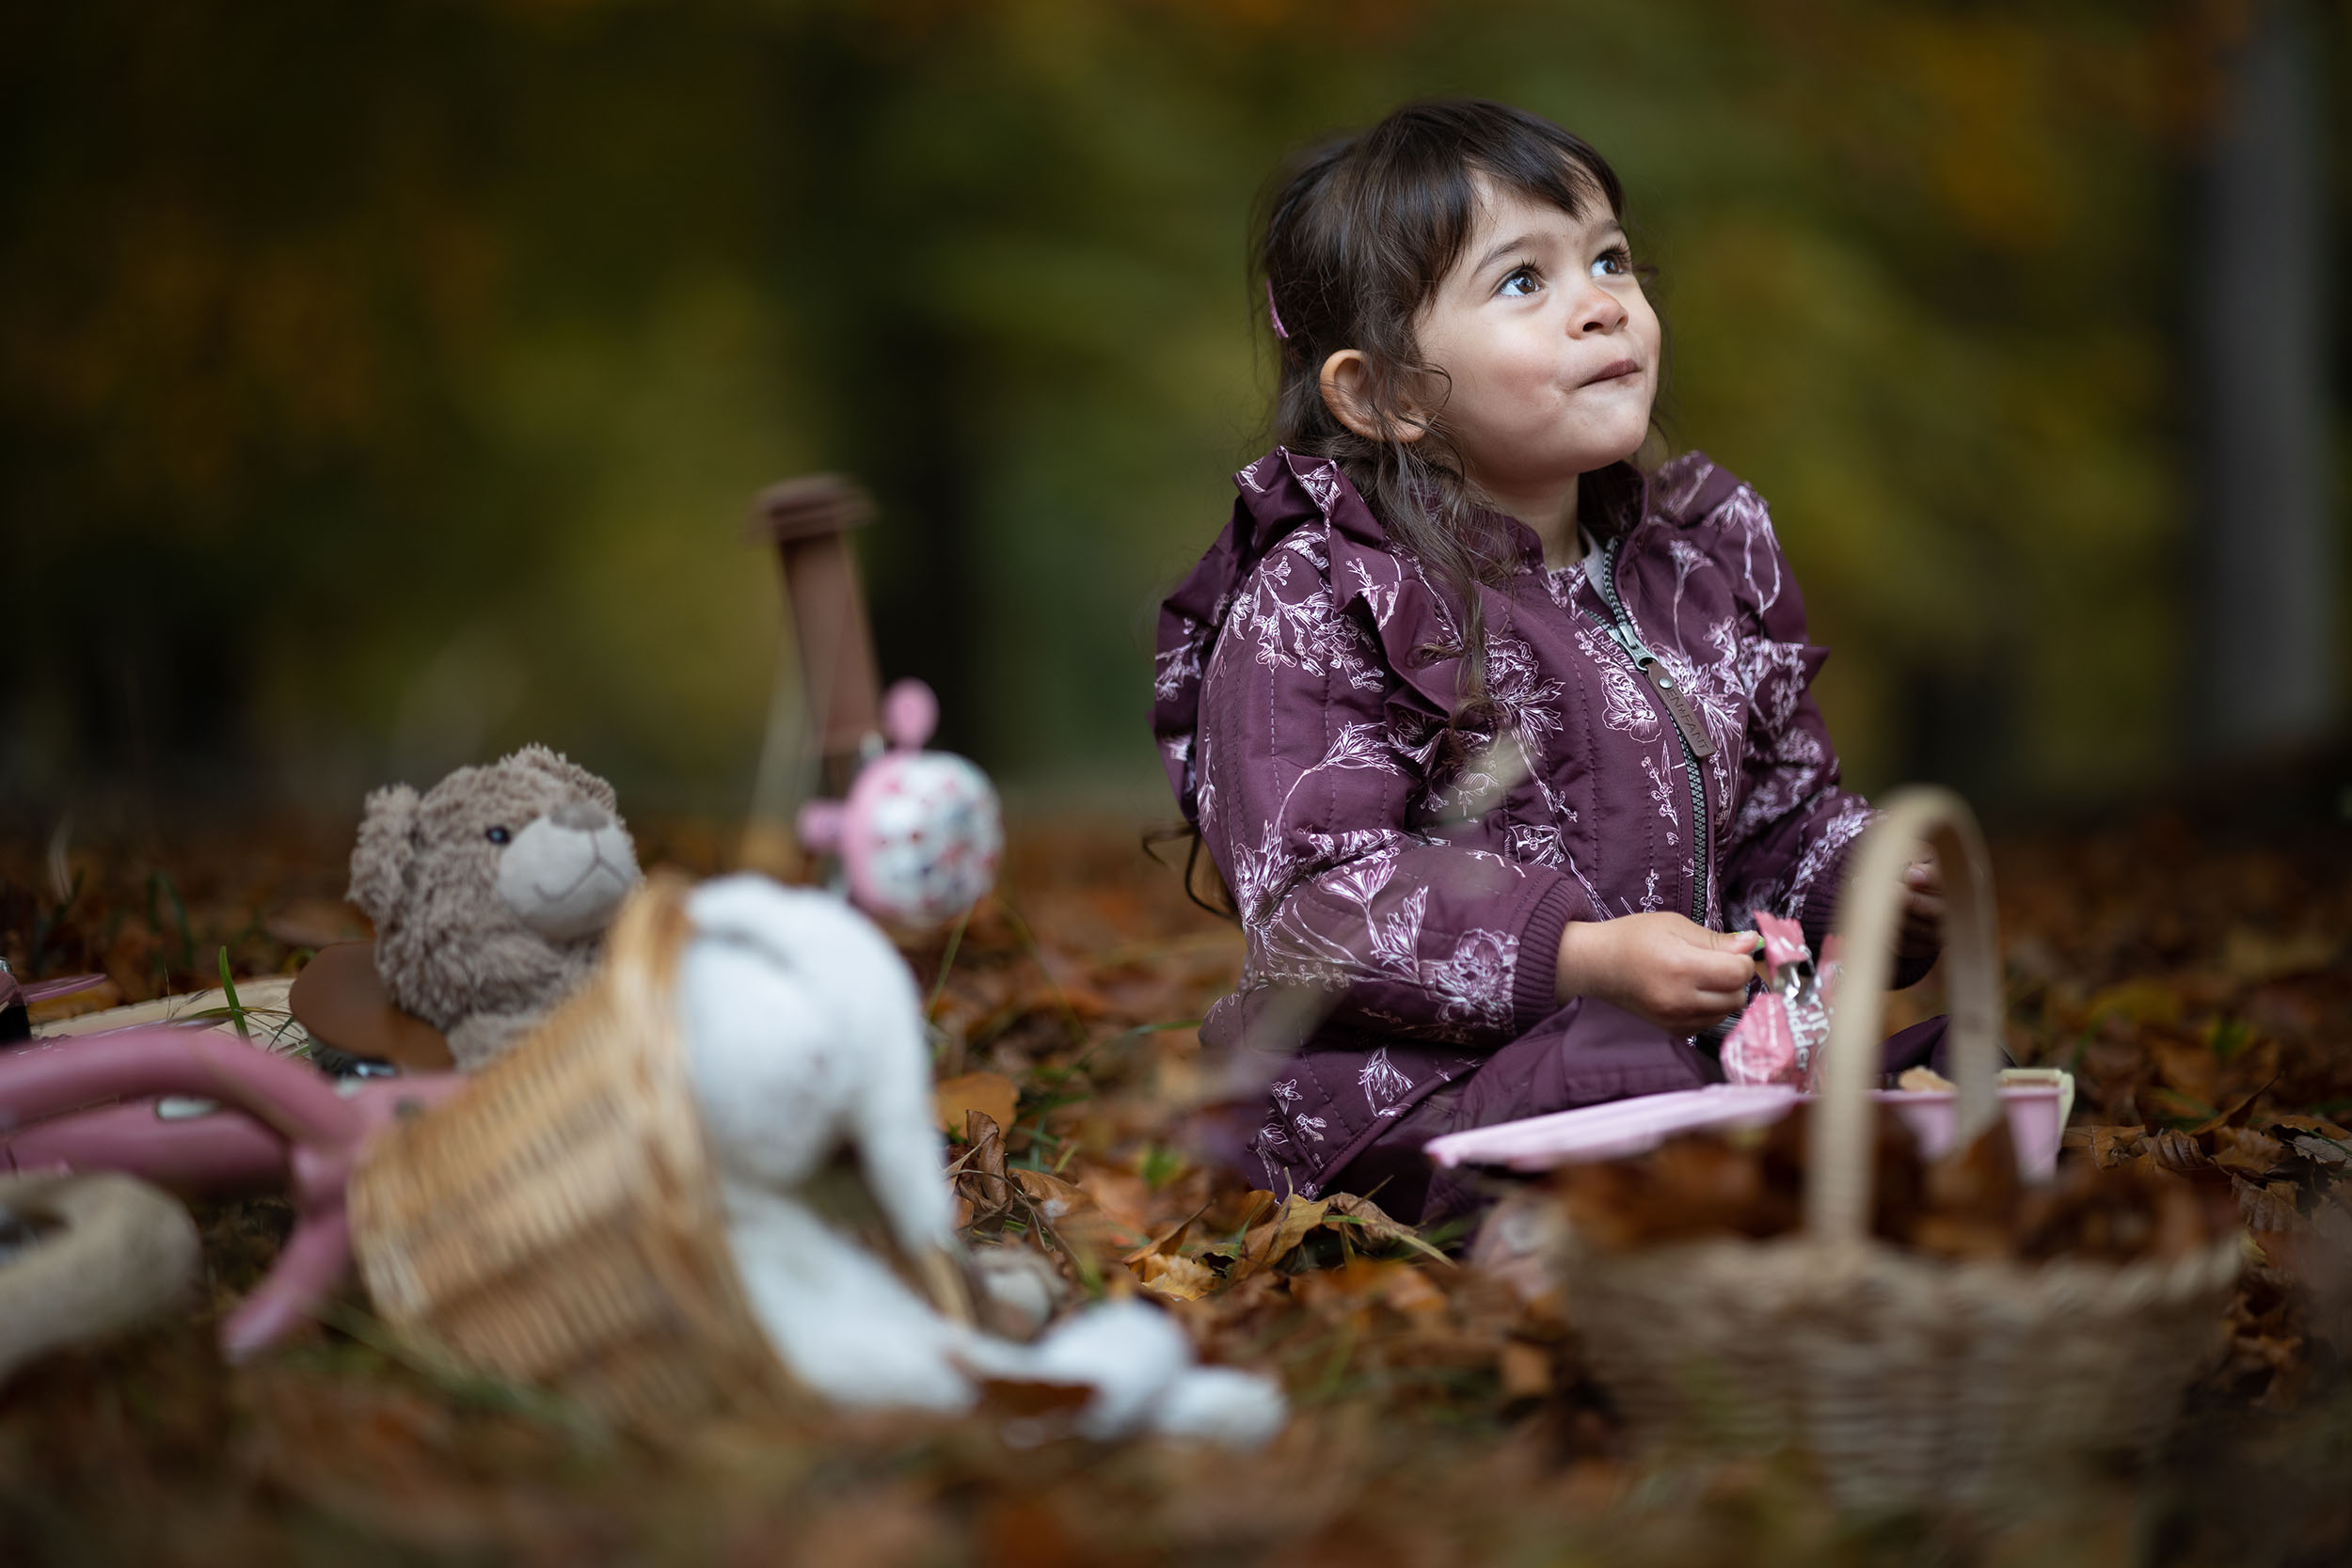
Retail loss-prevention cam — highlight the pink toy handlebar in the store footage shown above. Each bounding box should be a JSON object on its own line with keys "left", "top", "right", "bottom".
{"left": 2, "top": 1098, "right": 292, "bottom": 1193}
{"left": 0, "top": 1026, "right": 465, "bottom": 1359}
{"left": 0, "top": 1029, "right": 366, "bottom": 1148}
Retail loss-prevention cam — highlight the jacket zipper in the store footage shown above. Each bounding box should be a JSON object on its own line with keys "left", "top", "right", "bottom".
{"left": 1585, "top": 536, "right": 1715, "bottom": 925}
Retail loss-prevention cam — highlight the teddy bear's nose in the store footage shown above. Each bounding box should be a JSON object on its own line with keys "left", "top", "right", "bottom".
{"left": 548, "top": 799, "right": 611, "bottom": 832}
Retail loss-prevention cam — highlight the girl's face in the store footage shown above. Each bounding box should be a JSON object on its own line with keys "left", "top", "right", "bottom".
{"left": 1409, "top": 176, "right": 1660, "bottom": 517}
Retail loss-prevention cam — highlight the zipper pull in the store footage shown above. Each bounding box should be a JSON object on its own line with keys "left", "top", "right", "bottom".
{"left": 1640, "top": 658, "right": 1717, "bottom": 760}
{"left": 1593, "top": 537, "right": 1715, "bottom": 760}
{"left": 1605, "top": 623, "right": 1649, "bottom": 666}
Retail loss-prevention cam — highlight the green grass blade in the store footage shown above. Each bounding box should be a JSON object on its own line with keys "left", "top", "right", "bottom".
{"left": 216, "top": 946, "right": 250, "bottom": 1039}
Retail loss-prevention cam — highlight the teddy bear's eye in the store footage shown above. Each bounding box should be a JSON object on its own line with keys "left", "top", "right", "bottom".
{"left": 485, "top": 826, "right": 511, "bottom": 846}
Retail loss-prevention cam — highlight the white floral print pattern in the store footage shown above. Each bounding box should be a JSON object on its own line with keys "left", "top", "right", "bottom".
{"left": 1238, "top": 544, "right": 1385, "bottom": 693}
{"left": 1666, "top": 536, "right": 1708, "bottom": 638}
{"left": 1641, "top": 752, "right": 1681, "bottom": 843}
{"left": 1484, "top": 630, "right": 1566, "bottom": 750}
{"left": 1576, "top": 625, "right": 1662, "bottom": 742}
{"left": 1359, "top": 1047, "right": 1415, "bottom": 1117}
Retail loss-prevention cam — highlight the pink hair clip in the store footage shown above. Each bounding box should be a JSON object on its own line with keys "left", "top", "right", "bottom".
{"left": 1265, "top": 279, "right": 1290, "bottom": 341}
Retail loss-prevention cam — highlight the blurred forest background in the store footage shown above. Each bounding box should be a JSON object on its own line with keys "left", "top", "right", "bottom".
{"left": 1, "top": 0, "right": 2344, "bottom": 832}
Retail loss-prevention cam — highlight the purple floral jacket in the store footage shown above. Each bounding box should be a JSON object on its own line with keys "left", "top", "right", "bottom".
{"left": 1153, "top": 448, "right": 1880, "bottom": 1198}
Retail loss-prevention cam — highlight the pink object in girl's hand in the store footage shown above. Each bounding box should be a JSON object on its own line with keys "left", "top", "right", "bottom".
{"left": 796, "top": 678, "right": 1004, "bottom": 929}
{"left": 1719, "top": 911, "right": 1825, "bottom": 1086}
{"left": 1755, "top": 911, "right": 1808, "bottom": 973}
{"left": 1720, "top": 991, "right": 1802, "bottom": 1085}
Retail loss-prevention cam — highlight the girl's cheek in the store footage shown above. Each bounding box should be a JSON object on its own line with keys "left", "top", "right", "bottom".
{"left": 1499, "top": 339, "right": 1563, "bottom": 398}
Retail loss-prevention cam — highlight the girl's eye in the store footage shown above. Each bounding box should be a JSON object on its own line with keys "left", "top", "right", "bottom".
{"left": 1498, "top": 264, "right": 1542, "bottom": 299}
{"left": 1591, "top": 246, "right": 1633, "bottom": 279}
{"left": 485, "top": 826, "right": 511, "bottom": 846}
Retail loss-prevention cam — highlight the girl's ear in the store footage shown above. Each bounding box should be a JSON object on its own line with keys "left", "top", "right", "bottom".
{"left": 1319, "top": 350, "right": 1429, "bottom": 445}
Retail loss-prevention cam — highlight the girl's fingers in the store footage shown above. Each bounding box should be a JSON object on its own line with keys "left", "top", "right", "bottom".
{"left": 1693, "top": 951, "right": 1759, "bottom": 990}
{"left": 1681, "top": 929, "right": 1762, "bottom": 981}
{"left": 1903, "top": 894, "right": 1946, "bottom": 944}
{"left": 1655, "top": 974, "right": 1752, "bottom": 1017}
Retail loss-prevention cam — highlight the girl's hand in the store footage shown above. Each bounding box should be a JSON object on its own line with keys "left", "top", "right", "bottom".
{"left": 1899, "top": 852, "right": 1943, "bottom": 961}
{"left": 1555, "top": 913, "right": 1761, "bottom": 1036}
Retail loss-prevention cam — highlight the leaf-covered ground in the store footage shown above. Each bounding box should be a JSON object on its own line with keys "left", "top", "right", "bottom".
{"left": 4, "top": 766, "right": 2350, "bottom": 1567}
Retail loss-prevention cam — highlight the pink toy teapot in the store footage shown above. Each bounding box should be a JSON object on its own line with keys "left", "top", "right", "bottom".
{"left": 796, "top": 679, "right": 1002, "bottom": 928}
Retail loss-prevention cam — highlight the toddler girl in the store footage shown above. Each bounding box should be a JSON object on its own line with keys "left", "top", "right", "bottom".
{"left": 1153, "top": 100, "right": 1943, "bottom": 1224}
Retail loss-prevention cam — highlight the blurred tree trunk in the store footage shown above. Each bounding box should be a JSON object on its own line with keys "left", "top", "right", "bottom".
{"left": 768, "top": 23, "right": 984, "bottom": 766}
{"left": 2191, "top": 0, "right": 2336, "bottom": 754}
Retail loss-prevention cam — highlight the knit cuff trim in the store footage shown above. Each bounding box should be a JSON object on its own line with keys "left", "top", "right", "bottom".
{"left": 1511, "top": 877, "right": 1581, "bottom": 1030}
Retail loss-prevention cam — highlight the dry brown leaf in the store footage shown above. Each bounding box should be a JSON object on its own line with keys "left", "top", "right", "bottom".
{"left": 2150, "top": 1127, "right": 2217, "bottom": 1176}
{"left": 1224, "top": 1195, "right": 1328, "bottom": 1283}
{"left": 1135, "top": 1252, "right": 1218, "bottom": 1302}
{"left": 2210, "top": 1126, "right": 2287, "bottom": 1180}
{"left": 2239, "top": 1180, "right": 2304, "bottom": 1232}
{"left": 1010, "top": 1167, "right": 1093, "bottom": 1220}
{"left": 2183, "top": 1070, "right": 2280, "bottom": 1135}
{"left": 1009, "top": 1167, "right": 1136, "bottom": 1261}
{"left": 2272, "top": 1113, "right": 2352, "bottom": 1143}
{"left": 2148, "top": 1034, "right": 2220, "bottom": 1108}
{"left": 953, "top": 1110, "right": 1017, "bottom": 1234}
{"left": 1074, "top": 1166, "right": 1152, "bottom": 1235}
{"left": 1322, "top": 1192, "right": 1456, "bottom": 1269}
{"left": 2275, "top": 1126, "right": 2352, "bottom": 1168}
{"left": 1120, "top": 1200, "right": 1209, "bottom": 1265}
{"left": 935, "top": 1070, "right": 1020, "bottom": 1135}
{"left": 2074, "top": 1123, "right": 2149, "bottom": 1169}
{"left": 1208, "top": 1189, "right": 1281, "bottom": 1237}
{"left": 1292, "top": 1259, "right": 1423, "bottom": 1327}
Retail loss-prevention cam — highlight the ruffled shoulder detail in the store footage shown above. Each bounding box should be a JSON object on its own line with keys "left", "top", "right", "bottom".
{"left": 1649, "top": 450, "right": 1750, "bottom": 529}
{"left": 1152, "top": 451, "right": 1392, "bottom": 824}
{"left": 1649, "top": 450, "right": 1797, "bottom": 626}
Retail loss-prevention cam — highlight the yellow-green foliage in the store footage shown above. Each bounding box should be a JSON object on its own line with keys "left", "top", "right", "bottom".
{"left": 0, "top": 2, "right": 2295, "bottom": 809}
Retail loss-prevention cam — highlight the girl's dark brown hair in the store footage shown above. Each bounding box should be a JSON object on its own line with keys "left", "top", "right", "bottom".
{"left": 1261, "top": 98, "right": 1645, "bottom": 741}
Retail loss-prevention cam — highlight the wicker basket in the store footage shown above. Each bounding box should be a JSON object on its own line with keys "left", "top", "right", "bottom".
{"left": 1562, "top": 788, "right": 2240, "bottom": 1514}
{"left": 347, "top": 872, "right": 801, "bottom": 1429}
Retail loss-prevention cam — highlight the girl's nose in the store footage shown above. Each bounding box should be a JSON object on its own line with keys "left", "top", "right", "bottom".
{"left": 1568, "top": 281, "right": 1629, "bottom": 337}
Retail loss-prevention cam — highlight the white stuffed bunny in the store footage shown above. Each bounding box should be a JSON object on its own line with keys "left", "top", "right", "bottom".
{"left": 677, "top": 875, "right": 1285, "bottom": 1446}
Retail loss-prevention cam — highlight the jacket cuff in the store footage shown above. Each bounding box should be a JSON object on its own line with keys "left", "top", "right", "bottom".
{"left": 1798, "top": 840, "right": 1939, "bottom": 990}
{"left": 1511, "top": 877, "right": 1582, "bottom": 1030}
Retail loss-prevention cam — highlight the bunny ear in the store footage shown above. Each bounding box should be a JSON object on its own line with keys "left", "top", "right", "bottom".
{"left": 348, "top": 784, "right": 421, "bottom": 924}
{"left": 507, "top": 743, "right": 618, "bottom": 814}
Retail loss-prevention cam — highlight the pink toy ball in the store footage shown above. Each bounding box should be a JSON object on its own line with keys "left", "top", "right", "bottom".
{"left": 797, "top": 679, "right": 1004, "bottom": 928}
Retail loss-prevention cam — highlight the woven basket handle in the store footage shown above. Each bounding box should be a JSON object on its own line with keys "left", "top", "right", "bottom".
{"left": 1804, "top": 786, "right": 2004, "bottom": 1245}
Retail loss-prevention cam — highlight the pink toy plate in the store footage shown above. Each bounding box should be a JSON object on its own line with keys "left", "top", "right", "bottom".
{"left": 1425, "top": 1070, "right": 2074, "bottom": 1181}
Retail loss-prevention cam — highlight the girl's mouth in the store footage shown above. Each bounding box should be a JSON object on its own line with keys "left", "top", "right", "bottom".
{"left": 1579, "top": 357, "right": 1643, "bottom": 388}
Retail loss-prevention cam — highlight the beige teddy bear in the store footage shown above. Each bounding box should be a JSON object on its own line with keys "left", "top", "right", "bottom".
{"left": 347, "top": 746, "right": 642, "bottom": 1070}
